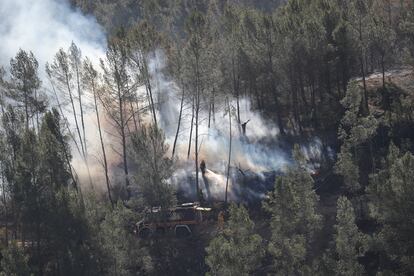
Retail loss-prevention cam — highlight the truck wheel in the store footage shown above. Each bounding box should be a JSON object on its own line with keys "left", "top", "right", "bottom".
{"left": 175, "top": 225, "right": 192, "bottom": 238}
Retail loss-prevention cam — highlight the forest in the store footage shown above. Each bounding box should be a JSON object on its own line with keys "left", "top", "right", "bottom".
{"left": 0, "top": 0, "right": 414, "bottom": 275}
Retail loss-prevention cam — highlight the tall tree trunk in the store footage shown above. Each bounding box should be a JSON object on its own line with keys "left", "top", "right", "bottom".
{"left": 129, "top": 100, "right": 139, "bottom": 133}
{"left": 187, "top": 96, "right": 195, "bottom": 159}
{"left": 311, "top": 81, "right": 318, "bottom": 129}
{"left": 93, "top": 80, "right": 114, "bottom": 207}
{"left": 387, "top": 0, "right": 392, "bottom": 25}
{"left": 208, "top": 102, "right": 212, "bottom": 128}
{"left": 360, "top": 56, "right": 369, "bottom": 114}
{"left": 195, "top": 64, "right": 200, "bottom": 200}
{"left": 1, "top": 100, "right": 10, "bottom": 246}
{"left": 65, "top": 73, "right": 85, "bottom": 157}
{"left": 172, "top": 86, "right": 185, "bottom": 158}
{"left": 212, "top": 91, "right": 216, "bottom": 125}
{"left": 268, "top": 50, "right": 284, "bottom": 134}
{"left": 56, "top": 123, "right": 79, "bottom": 192}
{"left": 208, "top": 90, "right": 213, "bottom": 129}
{"left": 292, "top": 86, "right": 301, "bottom": 133}
{"left": 341, "top": 52, "right": 349, "bottom": 95}
{"left": 144, "top": 59, "right": 158, "bottom": 128}
{"left": 225, "top": 98, "right": 232, "bottom": 204}
{"left": 1, "top": 168, "right": 8, "bottom": 246}
{"left": 74, "top": 67, "right": 94, "bottom": 190}
{"left": 49, "top": 78, "right": 82, "bottom": 157}
{"left": 117, "top": 84, "right": 130, "bottom": 198}
{"left": 34, "top": 89, "right": 40, "bottom": 133}
{"left": 75, "top": 63, "right": 87, "bottom": 156}
{"left": 325, "top": 60, "right": 332, "bottom": 100}
{"left": 24, "top": 90, "right": 29, "bottom": 130}
{"left": 232, "top": 57, "right": 241, "bottom": 126}
{"left": 381, "top": 54, "right": 386, "bottom": 90}
{"left": 359, "top": 18, "right": 369, "bottom": 114}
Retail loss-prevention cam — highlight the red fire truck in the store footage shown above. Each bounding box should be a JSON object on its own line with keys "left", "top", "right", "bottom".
{"left": 136, "top": 202, "right": 213, "bottom": 238}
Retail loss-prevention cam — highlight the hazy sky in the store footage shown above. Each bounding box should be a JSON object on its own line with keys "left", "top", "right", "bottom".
{"left": 0, "top": 0, "right": 106, "bottom": 72}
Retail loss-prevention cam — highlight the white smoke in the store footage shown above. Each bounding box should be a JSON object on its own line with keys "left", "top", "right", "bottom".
{"left": 148, "top": 50, "right": 289, "bottom": 172}
{"left": 145, "top": 51, "right": 288, "bottom": 201}
{"left": 0, "top": 0, "right": 108, "bottom": 191}
{"left": 146, "top": 50, "right": 336, "bottom": 201}
{"left": 0, "top": 0, "right": 105, "bottom": 73}
{"left": 0, "top": 1, "right": 333, "bottom": 201}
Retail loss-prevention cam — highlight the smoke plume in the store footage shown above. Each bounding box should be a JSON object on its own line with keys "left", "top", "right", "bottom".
{"left": 0, "top": 0, "right": 108, "bottom": 191}
{"left": 145, "top": 51, "right": 331, "bottom": 202}
{"left": 0, "top": 0, "right": 105, "bottom": 72}
{"left": 0, "top": 0, "right": 333, "bottom": 202}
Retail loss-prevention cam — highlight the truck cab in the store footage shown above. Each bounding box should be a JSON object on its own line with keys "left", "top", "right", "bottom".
{"left": 136, "top": 202, "right": 212, "bottom": 239}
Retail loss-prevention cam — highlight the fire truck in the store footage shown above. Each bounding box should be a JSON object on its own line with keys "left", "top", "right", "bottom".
{"left": 136, "top": 202, "right": 213, "bottom": 238}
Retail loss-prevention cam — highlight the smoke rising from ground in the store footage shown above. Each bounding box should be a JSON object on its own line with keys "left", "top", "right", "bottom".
{"left": 0, "top": 0, "right": 107, "bottom": 191}
{"left": 0, "top": 0, "right": 105, "bottom": 72}
{"left": 149, "top": 51, "right": 288, "bottom": 171}
{"left": 0, "top": 0, "right": 332, "bottom": 201}
{"left": 147, "top": 51, "right": 331, "bottom": 201}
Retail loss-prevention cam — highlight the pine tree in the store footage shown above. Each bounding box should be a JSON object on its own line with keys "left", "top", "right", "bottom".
{"left": 38, "top": 110, "right": 75, "bottom": 189}
{"left": 336, "top": 81, "right": 378, "bottom": 193}
{"left": 99, "top": 202, "right": 153, "bottom": 275}
{"left": 47, "top": 49, "right": 86, "bottom": 157}
{"left": 368, "top": 144, "right": 414, "bottom": 274}
{"left": 369, "top": 1, "right": 396, "bottom": 89}
{"left": 127, "top": 21, "right": 163, "bottom": 129}
{"left": 83, "top": 59, "right": 113, "bottom": 207}
{"left": 348, "top": 0, "right": 370, "bottom": 113}
{"left": 0, "top": 242, "right": 31, "bottom": 276}
{"left": 9, "top": 49, "right": 43, "bottom": 130}
{"left": 69, "top": 42, "right": 87, "bottom": 155}
{"left": 205, "top": 204, "right": 264, "bottom": 276}
{"left": 130, "top": 125, "right": 176, "bottom": 209}
{"left": 335, "top": 144, "right": 361, "bottom": 193}
{"left": 263, "top": 146, "right": 322, "bottom": 275}
{"left": 184, "top": 11, "right": 208, "bottom": 200}
{"left": 1, "top": 106, "right": 24, "bottom": 241}
{"left": 14, "top": 128, "right": 39, "bottom": 247}
{"left": 34, "top": 110, "right": 98, "bottom": 275}
{"left": 323, "top": 196, "right": 366, "bottom": 276}
{"left": 100, "top": 37, "right": 136, "bottom": 198}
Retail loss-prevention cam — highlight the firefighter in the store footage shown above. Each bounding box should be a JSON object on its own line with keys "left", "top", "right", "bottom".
{"left": 241, "top": 119, "right": 250, "bottom": 136}
{"left": 200, "top": 160, "right": 206, "bottom": 174}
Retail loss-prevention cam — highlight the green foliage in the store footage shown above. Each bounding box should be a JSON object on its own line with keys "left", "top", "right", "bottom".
{"left": 368, "top": 145, "right": 414, "bottom": 274}
{"left": 379, "top": 84, "right": 414, "bottom": 126}
{"left": 263, "top": 161, "right": 322, "bottom": 275}
{"left": 205, "top": 204, "right": 264, "bottom": 276}
{"left": 1, "top": 0, "right": 413, "bottom": 275}
{"left": 9, "top": 49, "right": 45, "bottom": 129}
{"left": 98, "top": 202, "right": 152, "bottom": 275}
{"left": 339, "top": 81, "right": 378, "bottom": 145}
{"left": 9, "top": 50, "right": 40, "bottom": 92}
{"left": 293, "top": 144, "right": 307, "bottom": 167}
{"left": 335, "top": 144, "right": 361, "bottom": 193}
{"left": 38, "top": 110, "right": 73, "bottom": 187}
{"left": 131, "top": 125, "right": 176, "bottom": 209}
{"left": 336, "top": 81, "right": 379, "bottom": 193}
{"left": 369, "top": 1, "right": 396, "bottom": 69}
{"left": 0, "top": 242, "right": 31, "bottom": 276}
{"left": 0, "top": 108, "right": 101, "bottom": 275}
{"left": 323, "top": 196, "right": 366, "bottom": 276}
